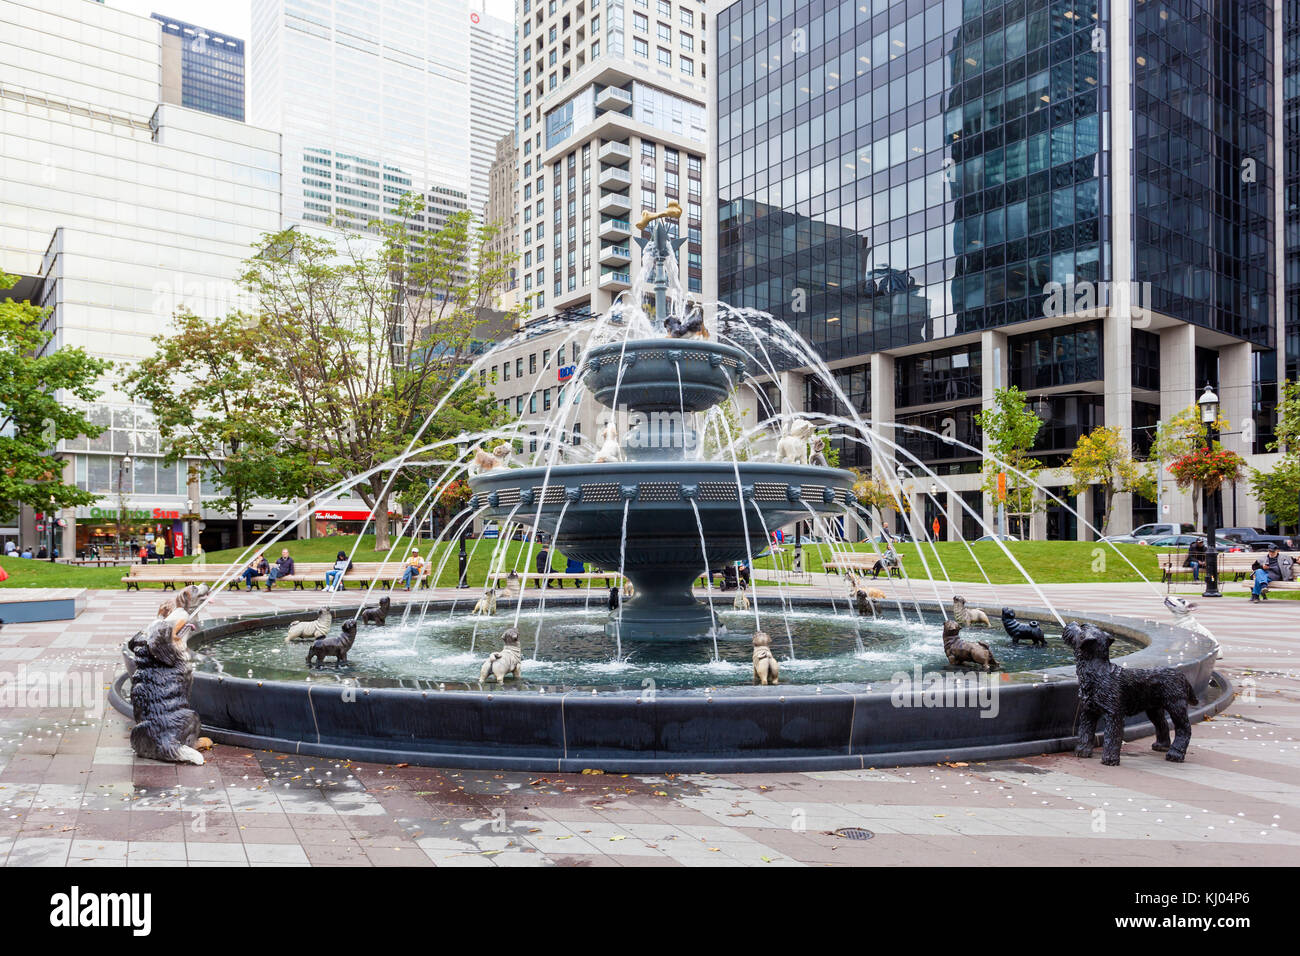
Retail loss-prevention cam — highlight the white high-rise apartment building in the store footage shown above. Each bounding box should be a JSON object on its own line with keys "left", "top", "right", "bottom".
{"left": 0, "top": 0, "right": 282, "bottom": 555}
{"left": 251, "top": 0, "right": 474, "bottom": 232}
{"left": 516, "top": 0, "right": 712, "bottom": 319}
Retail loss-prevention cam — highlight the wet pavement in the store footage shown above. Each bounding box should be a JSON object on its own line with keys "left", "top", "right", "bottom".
{"left": 0, "top": 582, "right": 1295, "bottom": 866}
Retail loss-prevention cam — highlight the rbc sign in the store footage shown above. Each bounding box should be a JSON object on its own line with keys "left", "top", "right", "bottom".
{"left": 558, "top": 365, "right": 575, "bottom": 382}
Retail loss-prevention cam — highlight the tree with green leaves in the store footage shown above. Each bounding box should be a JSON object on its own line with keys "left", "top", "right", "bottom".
{"left": 975, "top": 385, "right": 1044, "bottom": 538}
{"left": 1066, "top": 426, "right": 1156, "bottom": 535}
{"left": 1150, "top": 402, "right": 1233, "bottom": 528}
{"left": 1249, "top": 379, "right": 1300, "bottom": 527}
{"left": 0, "top": 272, "right": 110, "bottom": 521}
{"left": 123, "top": 309, "right": 298, "bottom": 549}
{"left": 239, "top": 200, "right": 518, "bottom": 551}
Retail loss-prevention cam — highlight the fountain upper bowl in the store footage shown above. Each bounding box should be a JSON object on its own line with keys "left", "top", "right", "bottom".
{"left": 583, "top": 337, "right": 748, "bottom": 412}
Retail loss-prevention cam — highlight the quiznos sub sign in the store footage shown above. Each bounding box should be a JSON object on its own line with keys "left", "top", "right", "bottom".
{"left": 86, "top": 507, "right": 182, "bottom": 521}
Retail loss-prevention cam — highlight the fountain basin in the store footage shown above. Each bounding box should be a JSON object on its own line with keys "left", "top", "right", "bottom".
{"left": 109, "top": 599, "right": 1230, "bottom": 773}
{"left": 470, "top": 461, "right": 858, "bottom": 639}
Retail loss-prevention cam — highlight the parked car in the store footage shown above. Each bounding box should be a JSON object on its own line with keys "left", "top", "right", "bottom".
{"left": 1216, "top": 527, "right": 1297, "bottom": 551}
{"left": 1130, "top": 522, "right": 1196, "bottom": 540}
{"left": 1145, "top": 534, "right": 1240, "bottom": 552}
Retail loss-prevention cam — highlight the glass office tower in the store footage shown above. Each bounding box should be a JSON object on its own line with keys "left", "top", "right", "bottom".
{"left": 716, "top": 0, "right": 1283, "bottom": 535}
{"left": 251, "top": 0, "right": 474, "bottom": 233}
{"left": 151, "top": 13, "right": 246, "bottom": 121}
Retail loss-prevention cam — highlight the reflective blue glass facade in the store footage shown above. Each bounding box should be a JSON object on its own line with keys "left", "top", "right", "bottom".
{"left": 152, "top": 14, "right": 246, "bottom": 122}
{"left": 716, "top": 0, "right": 1278, "bottom": 368}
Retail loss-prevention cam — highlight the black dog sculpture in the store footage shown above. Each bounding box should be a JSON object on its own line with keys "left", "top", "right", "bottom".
{"left": 129, "top": 619, "right": 206, "bottom": 765}
{"left": 608, "top": 586, "right": 621, "bottom": 610}
{"left": 1001, "top": 607, "right": 1046, "bottom": 645}
{"left": 359, "top": 595, "right": 390, "bottom": 626}
{"left": 307, "top": 618, "right": 358, "bottom": 665}
{"left": 1063, "top": 620, "right": 1197, "bottom": 766}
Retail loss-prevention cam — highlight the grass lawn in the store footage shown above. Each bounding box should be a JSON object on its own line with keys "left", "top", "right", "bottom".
{"left": 1, "top": 535, "right": 559, "bottom": 591}
{"left": 2, "top": 535, "right": 1187, "bottom": 590}
{"left": 753, "top": 540, "right": 1170, "bottom": 585}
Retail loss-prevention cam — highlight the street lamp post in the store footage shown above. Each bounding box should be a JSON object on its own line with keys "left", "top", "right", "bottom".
{"left": 456, "top": 432, "right": 470, "bottom": 588}
{"left": 1198, "top": 385, "right": 1222, "bottom": 598}
{"left": 48, "top": 495, "right": 56, "bottom": 563}
{"left": 116, "top": 454, "right": 132, "bottom": 559}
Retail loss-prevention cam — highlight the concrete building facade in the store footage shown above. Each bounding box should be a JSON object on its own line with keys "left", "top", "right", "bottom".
{"left": 0, "top": 0, "right": 283, "bottom": 555}
{"left": 517, "top": 0, "right": 713, "bottom": 320}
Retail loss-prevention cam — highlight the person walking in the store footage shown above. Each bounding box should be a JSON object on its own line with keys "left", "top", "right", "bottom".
{"left": 265, "top": 548, "right": 295, "bottom": 589}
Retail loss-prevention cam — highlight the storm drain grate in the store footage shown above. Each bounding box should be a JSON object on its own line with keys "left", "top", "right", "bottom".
{"left": 833, "top": 827, "right": 874, "bottom": 841}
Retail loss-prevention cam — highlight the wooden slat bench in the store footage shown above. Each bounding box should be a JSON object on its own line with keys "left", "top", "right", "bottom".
{"left": 122, "top": 560, "right": 434, "bottom": 591}
{"left": 485, "top": 571, "right": 625, "bottom": 589}
{"left": 823, "top": 554, "right": 906, "bottom": 578}
{"left": 1157, "top": 550, "right": 1297, "bottom": 584}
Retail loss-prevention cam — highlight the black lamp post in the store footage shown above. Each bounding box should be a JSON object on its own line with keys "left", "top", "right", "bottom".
{"left": 456, "top": 432, "right": 470, "bottom": 588}
{"left": 48, "top": 495, "right": 57, "bottom": 563}
{"left": 1198, "top": 385, "right": 1222, "bottom": 598}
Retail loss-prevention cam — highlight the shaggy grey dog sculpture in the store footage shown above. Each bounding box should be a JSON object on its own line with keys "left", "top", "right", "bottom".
{"left": 128, "top": 619, "right": 206, "bottom": 765}
{"left": 1062, "top": 620, "right": 1197, "bottom": 766}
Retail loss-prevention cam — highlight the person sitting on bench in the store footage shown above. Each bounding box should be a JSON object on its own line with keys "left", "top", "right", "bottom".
{"left": 872, "top": 547, "right": 900, "bottom": 578}
{"left": 241, "top": 552, "right": 269, "bottom": 589}
{"left": 265, "top": 548, "right": 295, "bottom": 590}
{"left": 563, "top": 555, "right": 585, "bottom": 586}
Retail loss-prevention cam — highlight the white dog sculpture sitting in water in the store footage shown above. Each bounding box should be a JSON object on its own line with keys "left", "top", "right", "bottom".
{"left": 471, "top": 587, "right": 498, "bottom": 616}
{"left": 286, "top": 607, "right": 332, "bottom": 643}
{"left": 480, "top": 626, "right": 523, "bottom": 682}
{"left": 593, "top": 420, "right": 622, "bottom": 463}
{"left": 776, "top": 417, "right": 815, "bottom": 464}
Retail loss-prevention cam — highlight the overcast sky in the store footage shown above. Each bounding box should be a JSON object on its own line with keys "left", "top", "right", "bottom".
{"left": 107, "top": 0, "right": 515, "bottom": 46}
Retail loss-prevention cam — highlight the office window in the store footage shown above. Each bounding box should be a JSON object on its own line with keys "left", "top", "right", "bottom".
{"left": 680, "top": 56, "right": 693, "bottom": 75}
{"left": 658, "top": 47, "right": 671, "bottom": 67}
{"left": 634, "top": 12, "right": 648, "bottom": 31}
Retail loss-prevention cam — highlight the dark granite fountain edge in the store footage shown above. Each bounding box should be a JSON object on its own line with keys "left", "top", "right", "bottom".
{"left": 107, "top": 598, "right": 1230, "bottom": 773}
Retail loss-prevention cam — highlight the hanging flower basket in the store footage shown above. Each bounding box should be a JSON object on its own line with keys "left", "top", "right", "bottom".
{"left": 1168, "top": 446, "right": 1245, "bottom": 495}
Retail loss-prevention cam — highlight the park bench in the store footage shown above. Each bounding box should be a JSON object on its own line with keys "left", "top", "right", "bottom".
{"left": 1159, "top": 554, "right": 1289, "bottom": 582}
{"left": 122, "top": 560, "right": 430, "bottom": 591}
{"left": 1157, "top": 550, "right": 1298, "bottom": 584}
{"left": 823, "top": 553, "right": 906, "bottom": 579}
{"left": 485, "top": 570, "right": 625, "bottom": 590}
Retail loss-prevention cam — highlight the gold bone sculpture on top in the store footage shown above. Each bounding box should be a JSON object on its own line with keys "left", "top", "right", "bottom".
{"left": 635, "top": 200, "right": 683, "bottom": 233}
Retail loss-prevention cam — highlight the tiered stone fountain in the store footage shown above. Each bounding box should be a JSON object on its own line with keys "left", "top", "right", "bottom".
{"left": 469, "top": 207, "right": 856, "bottom": 639}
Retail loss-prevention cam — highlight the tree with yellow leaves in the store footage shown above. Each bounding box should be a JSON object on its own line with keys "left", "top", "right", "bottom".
{"left": 1066, "top": 426, "right": 1156, "bottom": 535}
